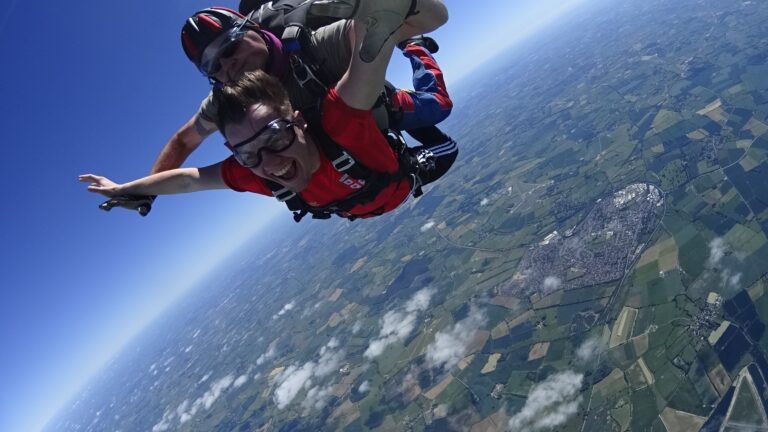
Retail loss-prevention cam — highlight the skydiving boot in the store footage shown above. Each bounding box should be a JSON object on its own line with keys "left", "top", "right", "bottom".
{"left": 359, "top": 0, "right": 418, "bottom": 63}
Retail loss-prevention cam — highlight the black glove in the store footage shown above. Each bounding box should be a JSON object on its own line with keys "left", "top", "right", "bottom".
{"left": 99, "top": 195, "right": 156, "bottom": 217}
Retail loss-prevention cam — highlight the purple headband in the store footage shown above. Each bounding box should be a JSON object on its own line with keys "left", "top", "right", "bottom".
{"left": 256, "top": 28, "right": 289, "bottom": 80}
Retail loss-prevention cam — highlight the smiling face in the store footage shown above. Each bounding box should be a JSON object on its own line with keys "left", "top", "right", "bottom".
{"left": 212, "top": 30, "right": 270, "bottom": 84}
{"left": 225, "top": 105, "right": 320, "bottom": 192}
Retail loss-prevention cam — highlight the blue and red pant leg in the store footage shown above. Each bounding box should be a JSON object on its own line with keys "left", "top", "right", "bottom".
{"left": 391, "top": 44, "right": 453, "bottom": 131}
{"left": 391, "top": 44, "right": 458, "bottom": 185}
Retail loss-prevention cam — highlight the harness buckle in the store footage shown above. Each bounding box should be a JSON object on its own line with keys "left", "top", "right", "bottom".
{"left": 332, "top": 152, "right": 356, "bottom": 172}
{"left": 272, "top": 187, "right": 297, "bottom": 202}
{"left": 289, "top": 54, "right": 327, "bottom": 96}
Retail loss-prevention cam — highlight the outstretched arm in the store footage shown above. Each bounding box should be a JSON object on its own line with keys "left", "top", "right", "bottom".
{"left": 80, "top": 162, "right": 228, "bottom": 198}
{"left": 149, "top": 114, "right": 217, "bottom": 174}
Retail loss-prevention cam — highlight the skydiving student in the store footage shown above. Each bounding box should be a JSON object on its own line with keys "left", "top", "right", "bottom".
{"left": 82, "top": 0, "right": 457, "bottom": 221}
{"left": 100, "top": 0, "right": 455, "bottom": 215}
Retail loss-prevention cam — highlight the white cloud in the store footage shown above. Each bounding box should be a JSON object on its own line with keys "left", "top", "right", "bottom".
{"left": 575, "top": 337, "right": 605, "bottom": 364}
{"left": 202, "top": 375, "right": 235, "bottom": 410}
{"left": 151, "top": 409, "right": 174, "bottom": 432}
{"left": 720, "top": 269, "right": 742, "bottom": 292}
{"left": 406, "top": 288, "right": 436, "bottom": 312}
{"left": 421, "top": 221, "right": 436, "bottom": 232}
{"left": 351, "top": 320, "right": 363, "bottom": 334}
{"left": 508, "top": 371, "right": 584, "bottom": 432}
{"left": 364, "top": 288, "right": 435, "bottom": 359}
{"left": 425, "top": 307, "right": 487, "bottom": 370}
{"left": 316, "top": 338, "right": 345, "bottom": 377}
{"left": 708, "top": 237, "right": 727, "bottom": 268}
{"left": 480, "top": 198, "right": 489, "bottom": 206}
{"left": 176, "top": 400, "right": 190, "bottom": 418}
{"left": 358, "top": 381, "right": 370, "bottom": 393}
{"left": 177, "top": 399, "right": 193, "bottom": 425}
{"left": 273, "top": 301, "right": 296, "bottom": 320}
{"left": 233, "top": 374, "right": 249, "bottom": 388}
{"left": 542, "top": 276, "right": 562, "bottom": 291}
{"left": 154, "top": 374, "right": 240, "bottom": 430}
{"left": 301, "top": 385, "right": 333, "bottom": 412}
{"left": 273, "top": 339, "right": 345, "bottom": 409}
{"left": 256, "top": 346, "right": 276, "bottom": 365}
{"left": 274, "top": 363, "right": 315, "bottom": 409}
{"left": 705, "top": 237, "right": 743, "bottom": 292}
{"left": 364, "top": 311, "right": 416, "bottom": 358}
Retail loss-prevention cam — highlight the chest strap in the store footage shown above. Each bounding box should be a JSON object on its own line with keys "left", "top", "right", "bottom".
{"left": 268, "top": 128, "right": 423, "bottom": 222}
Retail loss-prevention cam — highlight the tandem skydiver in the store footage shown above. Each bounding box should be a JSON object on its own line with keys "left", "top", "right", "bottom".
{"left": 97, "top": 0, "right": 457, "bottom": 218}
{"left": 82, "top": 0, "right": 457, "bottom": 221}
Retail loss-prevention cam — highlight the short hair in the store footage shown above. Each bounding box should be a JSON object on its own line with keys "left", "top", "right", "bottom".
{"left": 214, "top": 70, "right": 293, "bottom": 133}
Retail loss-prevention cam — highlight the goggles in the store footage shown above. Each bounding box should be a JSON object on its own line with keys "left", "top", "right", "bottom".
{"left": 199, "top": 18, "right": 250, "bottom": 77}
{"left": 225, "top": 118, "right": 297, "bottom": 168}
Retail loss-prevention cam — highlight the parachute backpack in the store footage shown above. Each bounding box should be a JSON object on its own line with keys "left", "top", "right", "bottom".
{"left": 238, "top": 0, "right": 360, "bottom": 112}
{"left": 238, "top": 0, "right": 359, "bottom": 32}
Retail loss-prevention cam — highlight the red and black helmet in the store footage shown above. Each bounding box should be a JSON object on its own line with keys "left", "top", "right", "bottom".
{"left": 181, "top": 7, "right": 248, "bottom": 74}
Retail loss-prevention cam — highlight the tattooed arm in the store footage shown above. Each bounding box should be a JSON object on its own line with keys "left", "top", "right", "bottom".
{"left": 149, "top": 114, "right": 218, "bottom": 174}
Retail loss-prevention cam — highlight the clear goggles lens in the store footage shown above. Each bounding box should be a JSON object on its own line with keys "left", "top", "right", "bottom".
{"left": 227, "top": 119, "right": 297, "bottom": 168}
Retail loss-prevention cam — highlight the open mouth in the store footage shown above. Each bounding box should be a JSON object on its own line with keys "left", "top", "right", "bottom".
{"left": 271, "top": 160, "right": 297, "bottom": 181}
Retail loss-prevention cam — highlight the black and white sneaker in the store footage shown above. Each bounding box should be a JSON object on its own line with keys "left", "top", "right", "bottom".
{"left": 415, "top": 148, "right": 437, "bottom": 172}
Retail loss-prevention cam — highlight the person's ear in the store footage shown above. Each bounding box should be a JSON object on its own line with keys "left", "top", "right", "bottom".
{"left": 293, "top": 110, "right": 307, "bottom": 129}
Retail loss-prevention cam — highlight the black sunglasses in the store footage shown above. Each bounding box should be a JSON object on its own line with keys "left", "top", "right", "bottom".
{"left": 207, "top": 39, "right": 242, "bottom": 76}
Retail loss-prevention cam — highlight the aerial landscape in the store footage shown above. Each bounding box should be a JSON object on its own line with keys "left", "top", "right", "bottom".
{"left": 46, "top": 0, "right": 768, "bottom": 430}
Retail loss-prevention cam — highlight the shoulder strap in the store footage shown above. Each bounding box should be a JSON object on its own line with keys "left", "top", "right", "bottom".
{"left": 282, "top": 25, "right": 331, "bottom": 108}
{"left": 244, "top": 0, "right": 345, "bottom": 34}
{"left": 238, "top": 0, "right": 270, "bottom": 15}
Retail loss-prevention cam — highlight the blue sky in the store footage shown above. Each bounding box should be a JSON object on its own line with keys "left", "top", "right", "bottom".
{"left": 0, "top": 0, "right": 591, "bottom": 430}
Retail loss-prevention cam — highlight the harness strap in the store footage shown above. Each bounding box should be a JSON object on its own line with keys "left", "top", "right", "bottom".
{"left": 282, "top": 25, "right": 330, "bottom": 100}
{"left": 264, "top": 24, "right": 427, "bottom": 222}
{"left": 271, "top": 186, "right": 297, "bottom": 202}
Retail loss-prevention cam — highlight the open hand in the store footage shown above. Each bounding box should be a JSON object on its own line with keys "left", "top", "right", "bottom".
{"left": 79, "top": 174, "right": 155, "bottom": 216}
{"left": 79, "top": 174, "right": 121, "bottom": 197}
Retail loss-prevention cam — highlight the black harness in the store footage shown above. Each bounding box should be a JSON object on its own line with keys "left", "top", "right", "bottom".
{"left": 267, "top": 125, "right": 424, "bottom": 223}
{"left": 245, "top": 3, "right": 426, "bottom": 222}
